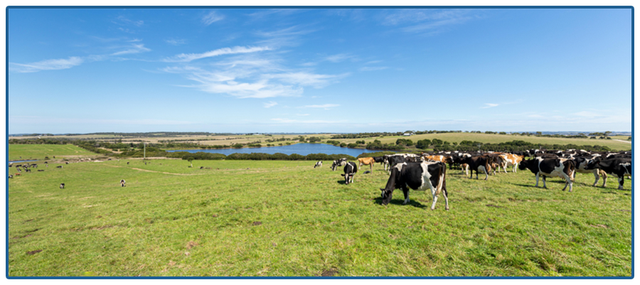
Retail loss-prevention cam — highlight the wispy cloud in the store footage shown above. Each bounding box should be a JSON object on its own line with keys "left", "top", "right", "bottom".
{"left": 271, "top": 118, "right": 344, "bottom": 124}
{"left": 202, "top": 11, "right": 225, "bottom": 25}
{"left": 325, "top": 53, "right": 354, "bottom": 63}
{"left": 111, "top": 44, "right": 151, "bottom": 56}
{"left": 165, "top": 39, "right": 186, "bottom": 45}
{"left": 265, "top": 72, "right": 348, "bottom": 88}
{"left": 359, "top": 66, "right": 388, "bottom": 71}
{"left": 164, "top": 46, "right": 271, "bottom": 62}
{"left": 382, "top": 9, "right": 478, "bottom": 35}
{"left": 115, "top": 15, "right": 144, "bottom": 27}
{"left": 299, "top": 104, "right": 340, "bottom": 110}
{"left": 481, "top": 103, "right": 499, "bottom": 109}
{"left": 264, "top": 101, "right": 278, "bottom": 108}
{"left": 10, "top": 57, "right": 84, "bottom": 73}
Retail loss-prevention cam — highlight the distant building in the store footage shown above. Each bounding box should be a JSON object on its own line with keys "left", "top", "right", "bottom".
{"left": 403, "top": 132, "right": 413, "bottom": 136}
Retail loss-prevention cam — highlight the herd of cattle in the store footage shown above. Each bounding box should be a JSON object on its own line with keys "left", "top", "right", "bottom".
{"left": 318, "top": 149, "right": 632, "bottom": 210}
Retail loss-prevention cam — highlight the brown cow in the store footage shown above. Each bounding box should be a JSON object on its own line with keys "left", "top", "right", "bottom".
{"left": 357, "top": 157, "right": 376, "bottom": 170}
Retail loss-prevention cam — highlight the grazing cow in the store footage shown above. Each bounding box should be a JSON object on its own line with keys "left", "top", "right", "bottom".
{"left": 573, "top": 156, "right": 607, "bottom": 186}
{"left": 15, "top": 173, "right": 20, "bottom": 176}
{"left": 127, "top": 162, "right": 130, "bottom": 165}
{"left": 357, "top": 157, "right": 376, "bottom": 170}
{"left": 17, "top": 168, "right": 21, "bottom": 172}
{"left": 60, "top": 183, "right": 65, "bottom": 189}
{"left": 56, "top": 166, "right": 63, "bottom": 169}
{"left": 331, "top": 158, "right": 347, "bottom": 171}
{"left": 586, "top": 158, "right": 632, "bottom": 190}
{"left": 379, "top": 161, "right": 449, "bottom": 210}
{"left": 65, "top": 162, "right": 69, "bottom": 164}
{"left": 314, "top": 161, "right": 322, "bottom": 168}
{"left": 37, "top": 170, "right": 44, "bottom": 172}
{"left": 460, "top": 155, "right": 494, "bottom": 180}
{"left": 8, "top": 175, "right": 13, "bottom": 179}
{"left": 121, "top": 179, "right": 126, "bottom": 187}
{"left": 373, "top": 156, "right": 385, "bottom": 165}
{"left": 519, "top": 158, "right": 575, "bottom": 192}
{"left": 340, "top": 162, "right": 358, "bottom": 184}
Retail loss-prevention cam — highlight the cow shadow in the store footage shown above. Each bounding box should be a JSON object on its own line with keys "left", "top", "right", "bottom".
{"left": 372, "top": 197, "right": 428, "bottom": 208}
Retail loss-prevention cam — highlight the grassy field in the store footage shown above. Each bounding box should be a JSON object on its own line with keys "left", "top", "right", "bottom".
{"left": 8, "top": 144, "right": 101, "bottom": 161}
{"left": 334, "top": 133, "right": 632, "bottom": 151}
{"left": 8, "top": 152, "right": 632, "bottom": 276}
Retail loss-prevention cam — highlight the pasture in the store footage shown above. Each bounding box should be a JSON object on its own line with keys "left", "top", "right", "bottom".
{"left": 8, "top": 144, "right": 100, "bottom": 161}
{"left": 339, "top": 133, "right": 632, "bottom": 151}
{"left": 8, "top": 156, "right": 631, "bottom": 277}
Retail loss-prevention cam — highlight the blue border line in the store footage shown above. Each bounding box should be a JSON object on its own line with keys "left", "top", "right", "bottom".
{"left": 4, "top": 5, "right": 635, "bottom": 279}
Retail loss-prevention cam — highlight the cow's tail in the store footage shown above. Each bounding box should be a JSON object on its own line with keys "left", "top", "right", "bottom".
{"left": 436, "top": 162, "right": 446, "bottom": 195}
{"left": 565, "top": 159, "right": 576, "bottom": 182}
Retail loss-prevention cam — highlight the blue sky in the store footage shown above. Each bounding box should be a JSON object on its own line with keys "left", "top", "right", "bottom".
{"left": 7, "top": 7, "right": 632, "bottom": 134}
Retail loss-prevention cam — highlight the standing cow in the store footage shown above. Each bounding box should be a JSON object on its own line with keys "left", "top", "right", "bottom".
{"left": 314, "top": 161, "right": 323, "bottom": 168}
{"left": 585, "top": 157, "right": 632, "bottom": 190}
{"left": 341, "top": 162, "right": 358, "bottom": 184}
{"left": 380, "top": 161, "right": 449, "bottom": 210}
{"left": 357, "top": 157, "right": 376, "bottom": 171}
{"left": 519, "top": 157, "right": 575, "bottom": 192}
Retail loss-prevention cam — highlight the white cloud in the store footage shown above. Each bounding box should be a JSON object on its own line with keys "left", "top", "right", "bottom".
{"left": 265, "top": 72, "right": 348, "bottom": 88}
{"left": 481, "top": 103, "right": 499, "bottom": 109}
{"left": 271, "top": 118, "right": 344, "bottom": 124}
{"left": 299, "top": 104, "right": 340, "bottom": 110}
{"left": 325, "top": 53, "right": 353, "bottom": 63}
{"left": 111, "top": 44, "right": 151, "bottom": 56}
{"left": 10, "top": 57, "right": 84, "bottom": 73}
{"left": 164, "top": 46, "right": 271, "bottom": 62}
{"left": 264, "top": 101, "right": 278, "bottom": 108}
{"left": 165, "top": 39, "right": 186, "bottom": 45}
{"left": 359, "top": 66, "right": 388, "bottom": 71}
{"left": 202, "top": 11, "right": 224, "bottom": 25}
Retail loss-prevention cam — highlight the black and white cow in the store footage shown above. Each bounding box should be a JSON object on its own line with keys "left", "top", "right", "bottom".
{"left": 380, "top": 161, "right": 449, "bottom": 210}
{"left": 460, "top": 155, "right": 494, "bottom": 180}
{"left": 585, "top": 158, "right": 632, "bottom": 190}
{"left": 573, "top": 156, "right": 607, "bottom": 187}
{"left": 331, "top": 158, "right": 347, "bottom": 171}
{"left": 340, "top": 162, "right": 358, "bottom": 184}
{"left": 314, "top": 161, "right": 322, "bottom": 168}
{"left": 518, "top": 157, "right": 576, "bottom": 192}
{"left": 59, "top": 183, "right": 65, "bottom": 189}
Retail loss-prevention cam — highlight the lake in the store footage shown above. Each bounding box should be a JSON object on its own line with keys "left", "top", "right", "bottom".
{"left": 166, "top": 143, "right": 384, "bottom": 157}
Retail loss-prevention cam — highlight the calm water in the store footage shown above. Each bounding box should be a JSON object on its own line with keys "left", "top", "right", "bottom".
{"left": 167, "top": 143, "right": 383, "bottom": 156}
{"left": 9, "top": 159, "right": 38, "bottom": 163}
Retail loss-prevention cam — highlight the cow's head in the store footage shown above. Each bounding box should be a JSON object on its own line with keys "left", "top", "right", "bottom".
{"left": 518, "top": 159, "right": 531, "bottom": 170}
{"left": 380, "top": 188, "right": 393, "bottom": 205}
{"left": 585, "top": 157, "right": 601, "bottom": 170}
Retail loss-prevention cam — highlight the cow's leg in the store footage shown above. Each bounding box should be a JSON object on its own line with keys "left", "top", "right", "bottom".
{"left": 441, "top": 180, "right": 449, "bottom": 210}
{"left": 601, "top": 171, "right": 608, "bottom": 187}
{"left": 503, "top": 163, "right": 508, "bottom": 174}
{"left": 618, "top": 175, "right": 624, "bottom": 190}
{"left": 402, "top": 187, "right": 410, "bottom": 205}
{"left": 592, "top": 169, "right": 600, "bottom": 186}
{"left": 542, "top": 176, "right": 547, "bottom": 189}
{"left": 465, "top": 164, "right": 469, "bottom": 176}
{"left": 535, "top": 172, "right": 540, "bottom": 187}
{"left": 513, "top": 163, "right": 518, "bottom": 173}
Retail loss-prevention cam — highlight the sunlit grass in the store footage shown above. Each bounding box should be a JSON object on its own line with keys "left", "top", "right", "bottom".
{"left": 8, "top": 158, "right": 631, "bottom": 277}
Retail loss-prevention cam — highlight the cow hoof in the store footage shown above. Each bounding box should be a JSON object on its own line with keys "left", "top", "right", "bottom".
{"left": 445, "top": 207, "right": 450, "bottom": 211}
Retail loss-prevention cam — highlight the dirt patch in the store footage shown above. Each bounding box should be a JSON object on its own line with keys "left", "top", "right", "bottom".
{"left": 26, "top": 249, "right": 42, "bottom": 255}
{"left": 486, "top": 204, "right": 502, "bottom": 208}
{"left": 321, "top": 268, "right": 338, "bottom": 277}
{"left": 589, "top": 224, "right": 609, "bottom": 229}
{"left": 186, "top": 241, "right": 199, "bottom": 249}
{"left": 252, "top": 221, "right": 262, "bottom": 226}
{"left": 12, "top": 234, "right": 32, "bottom": 239}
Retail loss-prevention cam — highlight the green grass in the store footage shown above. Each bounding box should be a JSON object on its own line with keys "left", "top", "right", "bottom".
{"left": 332, "top": 133, "right": 632, "bottom": 151}
{"left": 8, "top": 157, "right": 631, "bottom": 277}
{"left": 9, "top": 144, "right": 99, "bottom": 161}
